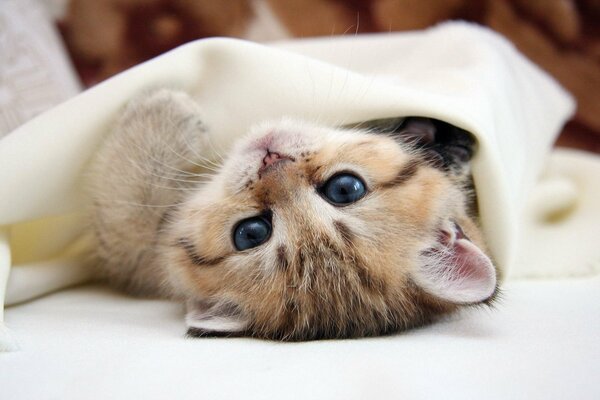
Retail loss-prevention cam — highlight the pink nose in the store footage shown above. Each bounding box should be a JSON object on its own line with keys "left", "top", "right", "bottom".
{"left": 258, "top": 150, "right": 294, "bottom": 178}
{"left": 262, "top": 151, "right": 284, "bottom": 168}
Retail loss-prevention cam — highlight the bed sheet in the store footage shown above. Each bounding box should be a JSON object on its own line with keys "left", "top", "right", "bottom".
{"left": 2, "top": 277, "right": 599, "bottom": 400}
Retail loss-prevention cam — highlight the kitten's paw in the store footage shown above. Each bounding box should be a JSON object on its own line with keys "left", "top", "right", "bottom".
{"left": 119, "top": 88, "right": 211, "bottom": 170}
{"left": 131, "top": 89, "right": 202, "bottom": 118}
{"left": 126, "top": 88, "right": 207, "bottom": 135}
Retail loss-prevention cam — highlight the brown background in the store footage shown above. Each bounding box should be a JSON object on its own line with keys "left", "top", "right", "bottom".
{"left": 60, "top": 0, "right": 600, "bottom": 153}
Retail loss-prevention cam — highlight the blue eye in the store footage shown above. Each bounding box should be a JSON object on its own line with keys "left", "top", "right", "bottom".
{"left": 233, "top": 215, "right": 272, "bottom": 251}
{"left": 321, "top": 173, "right": 367, "bottom": 205}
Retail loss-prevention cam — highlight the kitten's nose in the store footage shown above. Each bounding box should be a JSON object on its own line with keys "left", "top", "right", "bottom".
{"left": 259, "top": 150, "right": 293, "bottom": 177}
{"left": 263, "top": 151, "right": 284, "bottom": 168}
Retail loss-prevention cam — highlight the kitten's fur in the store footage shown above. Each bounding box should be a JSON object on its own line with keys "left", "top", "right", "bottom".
{"left": 89, "top": 89, "right": 497, "bottom": 340}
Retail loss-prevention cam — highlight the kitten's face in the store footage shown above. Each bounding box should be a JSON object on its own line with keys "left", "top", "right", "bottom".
{"left": 166, "top": 119, "right": 497, "bottom": 340}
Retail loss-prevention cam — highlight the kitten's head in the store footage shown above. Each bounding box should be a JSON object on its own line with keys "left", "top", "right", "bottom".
{"left": 165, "top": 118, "right": 497, "bottom": 340}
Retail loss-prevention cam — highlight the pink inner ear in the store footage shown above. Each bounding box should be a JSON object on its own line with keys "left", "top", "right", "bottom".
{"left": 415, "top": 238, "right": 497, "bottom": 304}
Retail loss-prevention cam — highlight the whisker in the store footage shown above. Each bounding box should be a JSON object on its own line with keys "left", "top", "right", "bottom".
{"left": 158, "top": 116, "right": 224, "bottom": 170}
{"left": 205, "top": 135, "right": 227, "bottom": 163}
{"left": 104, "top": 199, "right": 187, "bottom": 208}
{"left": 121, "top": 151, "right": 213, "bottom": 185}
{"left": 180, "top": 128, "right": 222, "bottom": 170}
{"left": 128, "top": 140, "right": 213, "bottom": 177}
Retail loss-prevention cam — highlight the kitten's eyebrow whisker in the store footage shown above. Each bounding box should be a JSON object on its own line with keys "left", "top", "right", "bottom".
{"left": 381, "top": 158, "right": 421, "bottom": 189}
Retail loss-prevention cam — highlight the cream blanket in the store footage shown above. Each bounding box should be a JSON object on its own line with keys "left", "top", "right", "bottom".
{"left": 1, "top": 22, "right": 598, "bottom": 350}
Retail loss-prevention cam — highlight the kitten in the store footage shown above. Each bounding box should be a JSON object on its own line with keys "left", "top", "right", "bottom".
{"left": 88, "top": 89, "right": 497, "bottom": 340}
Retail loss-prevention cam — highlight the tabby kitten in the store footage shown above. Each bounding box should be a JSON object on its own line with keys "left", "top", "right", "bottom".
{"left": 89, "top": 89, "right": 497, "bottom": 340}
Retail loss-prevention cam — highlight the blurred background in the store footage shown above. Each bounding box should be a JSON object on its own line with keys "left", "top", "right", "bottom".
{"left": 1, "top": 0, "right": 599, "bottom": 151}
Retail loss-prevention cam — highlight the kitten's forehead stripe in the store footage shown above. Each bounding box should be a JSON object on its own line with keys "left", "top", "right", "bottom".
{"left": 177, "top": 238, "right": 226, "bottom": 266}
{"left": 381, "top": 159, "right": 421, "bottom": 188}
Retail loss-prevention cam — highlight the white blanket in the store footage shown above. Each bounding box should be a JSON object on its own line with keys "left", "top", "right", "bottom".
{"left": 1, "top": 22, "right": 599, "bottom": 354}
{"left": 2, "top": 277, "right": 599, "bottom": 399}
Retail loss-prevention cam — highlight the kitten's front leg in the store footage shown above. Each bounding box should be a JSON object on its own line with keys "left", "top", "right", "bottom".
{"left": 118, "top": 88, "right": 211, "bottom": 173}
{"left": 89, "top": 89, "right": 212, "bottom": 295}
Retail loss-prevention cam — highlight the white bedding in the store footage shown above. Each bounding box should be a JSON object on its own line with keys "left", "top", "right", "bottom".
{"left": 2, "top": 277, "right": 599, "bottom": 400}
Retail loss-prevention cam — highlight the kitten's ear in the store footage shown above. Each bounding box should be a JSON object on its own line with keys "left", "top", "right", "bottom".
{"left": 397, "top": 118, "right": 476, "bottom": 167}
{"left": 414, "top": 235, "right": 497, "bottom": 304}
{"left": 185, "top": 299, "right": 249, "bottom": 337}
{"left": 395, "top": 117, "right": 437, "bottom": 146}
